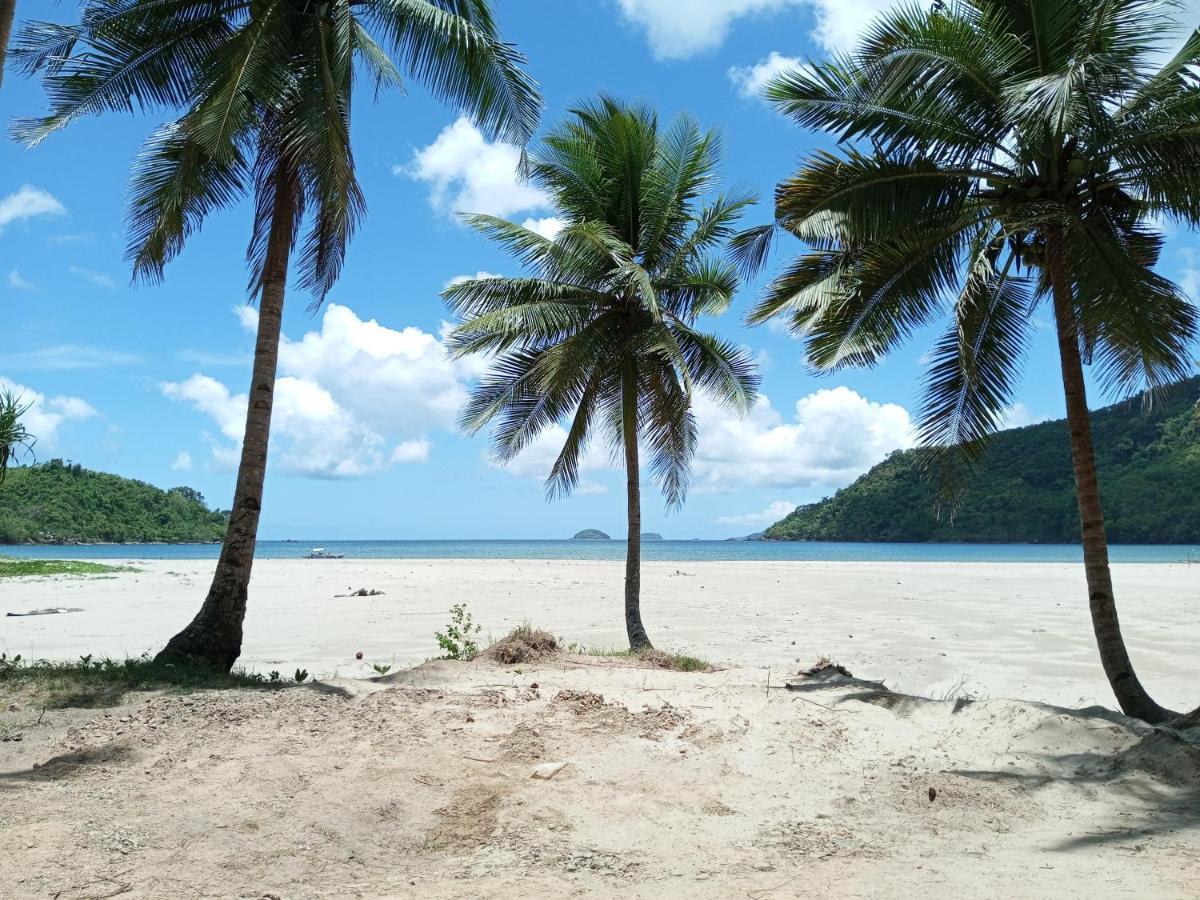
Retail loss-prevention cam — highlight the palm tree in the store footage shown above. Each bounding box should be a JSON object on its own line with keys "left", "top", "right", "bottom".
{"left": 13, "top": 0, "right": 540, "bottom": 672}
{"left": 0, "top": 390, "right": 34, "bottom": 484}
{"left": 0, "top": 0, "right": 17, "bottom": 91}
{"left": 445, "top": 97, "right": 760, "bottom": 650}
{"left": 740, "top": 0, "right": 1198, "bottom": 723}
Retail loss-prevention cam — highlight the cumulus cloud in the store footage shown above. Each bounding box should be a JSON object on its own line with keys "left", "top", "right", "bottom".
{"left": 490, "top": 425, "right": 608, "bottom": 479}
{"left": 715, "top": 499, "right": 797, "bottom": 526}
{"left": 0, "top": 377, "right": 97, "bottom": 448}
{"left": 0, "top": 185, "right": 65, "bottom": 231}
{"left": 804, "top": 0, "right": 897, "bottom": 52}
{"left": 614, "top": 0, "right": 896, "bottom": 59}
{"left": 171, "top": 450, "right": 193, "bottom": 472}
{"left": 614, "top": 0, "right": 802, "bottom": 59}
{"left": 484, "top": 384, "right": 912, "bottom": 498}
{"left": 728, "top": 51, "right": 808, "bottom": 98}
{"left": 691, "top": 386, "right": 915, "bottom": 492}
{"left": 521, "top": 216, "right": 565, "bottom": 241}
{"left": 164, "top": 304, "right": 477, "bottom": 478}
{"left": 401, "top": 117, "right": 550, "bottom": 219}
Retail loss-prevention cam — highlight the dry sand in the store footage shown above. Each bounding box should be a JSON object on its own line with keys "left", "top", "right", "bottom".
{"left": 2, "top": 558, "right": 1197, "bottom": 708}
{"left": 1, "top": 560, "right": 1198, "bottom": 898}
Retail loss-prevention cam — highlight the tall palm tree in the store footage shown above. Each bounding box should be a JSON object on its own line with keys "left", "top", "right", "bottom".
{"left": 0, "top": 0, "right": 16, "bottom": 91}
{"left": 445, "top": 97, "right": 760, "bottom": 650}
{"left": 13, "top": 0, "right": 540, "bottom": 672}
{"left": 0, "top": 390, "right": 34, "bottom": 484}
{"left": 739, "top": 0, "right": 1198, "bottom": 723}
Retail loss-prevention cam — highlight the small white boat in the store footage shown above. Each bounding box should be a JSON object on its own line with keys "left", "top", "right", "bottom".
{"left": 306, "top": 547, "right": 345, "bottom": 559}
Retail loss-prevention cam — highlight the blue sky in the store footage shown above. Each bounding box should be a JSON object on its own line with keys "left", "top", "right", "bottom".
{"left": 2, "top": 0, "right": 1199, "bottom": 540}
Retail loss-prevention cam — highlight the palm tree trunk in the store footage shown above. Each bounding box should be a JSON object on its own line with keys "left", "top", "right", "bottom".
{"left": 156, "top": 162, "right": 296, "bottom": 672}
{"left": 1047, "top": 235, "right": 1175, "bottom": 724}
{"left": 0, "top": 0, "right": 17, "bottom": 91}
{"left": 622, "top": 364, "right": 652, "bottom": 650}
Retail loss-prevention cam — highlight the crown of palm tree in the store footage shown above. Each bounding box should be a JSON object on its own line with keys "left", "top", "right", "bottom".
{"left": 0, "top": 390, "right": 35, "bottom": 484}
{"left": 739, "top": 0, "right": 1199, "bottom": 459}
{"left": 445, "top": 96, "right": 760, "bottom": 506}
{"left": 11, "top": 0, "right": 541, "bottom": 303}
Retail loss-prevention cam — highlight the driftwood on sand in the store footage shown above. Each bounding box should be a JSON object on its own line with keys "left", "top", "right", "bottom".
{"left": 6, "top": 607, "right": 84, "bottom": 617}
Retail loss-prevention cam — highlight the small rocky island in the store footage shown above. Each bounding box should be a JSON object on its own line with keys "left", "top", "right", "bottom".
{"left": 571, "top": 529, "right": 611, "bottom": 540}
{"left": 641, "top": 532, "right": 663, "bottom": 541}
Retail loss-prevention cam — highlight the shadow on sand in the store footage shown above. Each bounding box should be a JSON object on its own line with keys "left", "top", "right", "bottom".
{"left": 789, "top": 667, "right": 1200, "bottom": 851}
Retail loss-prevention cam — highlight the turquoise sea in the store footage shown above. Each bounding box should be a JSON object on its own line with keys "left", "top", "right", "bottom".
{"left": 1, "top": 540, "right": 1197, "bottom": 563}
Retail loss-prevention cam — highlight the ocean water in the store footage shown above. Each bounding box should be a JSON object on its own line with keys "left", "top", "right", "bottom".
{"left": 1, "top": 540, "right": 1196, "bottom": 564}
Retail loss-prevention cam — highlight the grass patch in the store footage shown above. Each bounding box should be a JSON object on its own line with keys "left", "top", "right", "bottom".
{"left": 565, "top": 643, "right": 714, "bottom": 672}
{"left": 0, "top": 653, "right": 273, "bottom": 710}
{"left": 0, "top": 558, "right": 138, "bottom": 578}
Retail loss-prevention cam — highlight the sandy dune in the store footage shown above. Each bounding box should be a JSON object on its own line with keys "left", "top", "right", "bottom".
{"left": 1, "top": 655, "right": 1198, "bottom": 899}
{"left": 2, "top": 558, "right": 1197, "bottom": 709}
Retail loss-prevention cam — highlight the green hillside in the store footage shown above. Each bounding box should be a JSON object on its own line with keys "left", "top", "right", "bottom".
{"left": 765, "top": 378, "right": 1200, "bottom": 544}
{"left": 0, "top": 459, "right": 228, "bottom": 544}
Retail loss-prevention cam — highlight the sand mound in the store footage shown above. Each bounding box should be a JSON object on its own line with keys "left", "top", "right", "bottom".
{"left": 1101, "top": 727, "right": 1200, "bottom": 788}
{"left": 4, "top": 658, "right": 1199, "bottom": 899}
{"left": 485, "top": 626, "right": 560, "bottom": 664}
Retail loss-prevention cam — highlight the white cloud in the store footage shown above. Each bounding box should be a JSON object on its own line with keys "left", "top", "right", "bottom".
{"left": 489, "top": 423, "right": 611, "bottom": 486}
{"left": 998, "top": 403, "right": 1049, "bottom": 431}
{"left": 485, "top": 385, "right": 913, "bottom": 498}
{"left": 171, "top": 450, "right": 193, "bottom": 472}
{"left": 521, "top": 216, "right": 565, "bottom": 241}
{"left": 728, "top": 51, "right": 808, "bottom": 98}
{"left": 444, "top": 270, "right": 501, "bottom": 290}
{"left": 165, "top": 304, "right": 476, "bottom": 478}
{"left": 7, "top": 269, "right": 35, "bottom": 290}
{"left": 402, "top": 117, "right": 550, "bottom": 219}
{"left": 614, "top": 0, "right": 803, "bottom": 59}
{"left": 715, "top": 499, "right": 797, "bottom": 526}
{"left": 0, "top": 377, "right": 97, "bottom": 449}
{"left": 391, "top": 439, "right": 431, "bottom": 464}
{"left": 0, "top": 185, "right": 65, "bottom": 231}
{"left": 614, "top": 0, "right": 897, "bottom": 59}
{"left": 233, "top": 304, "right": 259, "bottom": 332}
{"left": 1, "top": 345, "right": 141, "bottom": 370}
{"left": 691, "top": 386, "right": 915, "bottom": 492}
{"left": 804, "top": 0, "right": 897, "bottom": 52}
{"left": 68, "top": 265, "right": 116, "bottom": 289}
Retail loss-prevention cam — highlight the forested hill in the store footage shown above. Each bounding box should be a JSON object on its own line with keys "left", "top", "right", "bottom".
{"left": 0, "top": 460, "right": 228, "bottom": 544}
{"left": 764, "top": 377, "right": 1200, "bottom": 544}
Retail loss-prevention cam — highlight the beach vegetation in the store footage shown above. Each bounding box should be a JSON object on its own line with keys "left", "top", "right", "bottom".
{"left": 446, "top": 95, "right": 760, "bottom": 651}
{"left": 745, "top": 0, "right": 1200, "bottom": 723}
{"left": 569, "top": 644, "right": 713, "bottom": 672}
{"left": 13, "top": 1, "right": 540, "bottom": 673}
{"left": 435, "top": 603, "right": 482, "bottom": 661}
{"left": 0, "top": 558, "right": 137, "bottom": 578}
{"left": 0, "top": 653, "right": 274, "bottom": 709}
{"left": 0, "top": 390, "right": 35, "bottom": 486}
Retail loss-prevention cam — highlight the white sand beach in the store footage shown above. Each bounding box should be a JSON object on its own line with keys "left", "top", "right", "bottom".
{"left": 2, "top": 558, "right": 1196, "bottom": 708}
{"left": 2, "top": 560, "right": 1198, "bottom": 899}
